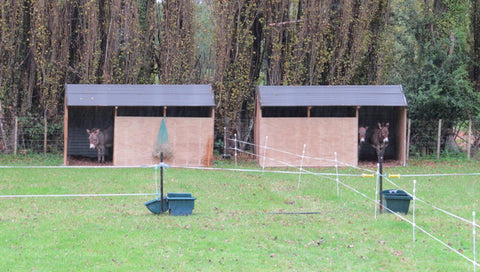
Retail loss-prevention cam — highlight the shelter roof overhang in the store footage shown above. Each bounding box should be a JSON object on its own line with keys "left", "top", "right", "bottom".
{"left": 66, "top": 84, "right": 215, "bottom": 107}
{"left": 257, "top": 85, "right": 408, "bottom": 107}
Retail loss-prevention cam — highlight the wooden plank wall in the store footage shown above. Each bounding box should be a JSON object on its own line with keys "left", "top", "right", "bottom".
{"left": 114, "top": 117, "right": 214, "bottom": 166}
{"left": 256, "top": 118, "right": 358, "bottom": 167}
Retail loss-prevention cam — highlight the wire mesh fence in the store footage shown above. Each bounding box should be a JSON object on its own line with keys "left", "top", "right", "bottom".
{"left": 408, "top": 119, "right": 480, "bottom": 159}
{"left": 2, "top": 116, "right": 480, "bottom": 161}
{"left": 0, "top": 116, "right": 64, "bottom": 154}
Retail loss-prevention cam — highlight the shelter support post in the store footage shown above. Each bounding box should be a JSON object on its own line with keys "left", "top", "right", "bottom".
{"left": 63, "top": 104, "right": 68, "bottom": 165}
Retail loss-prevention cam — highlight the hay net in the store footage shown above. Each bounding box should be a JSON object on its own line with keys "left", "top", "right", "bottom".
{"left": 152, "top": 117, "right": 173, "bottom": 159}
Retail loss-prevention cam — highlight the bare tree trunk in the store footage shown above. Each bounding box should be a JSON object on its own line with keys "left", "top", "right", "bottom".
{"left": 444, "top": 128, "right": 459, "bottom": 152}
{"left": 471, "top": 0, "right": 480, "bottom": 93}
{"left": 0, "top": 102, "right": 8, "bottom": 152}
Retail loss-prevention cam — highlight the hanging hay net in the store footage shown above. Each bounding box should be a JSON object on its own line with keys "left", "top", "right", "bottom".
{"left": 153, "top": 117, "right": 173, "bottom": 159}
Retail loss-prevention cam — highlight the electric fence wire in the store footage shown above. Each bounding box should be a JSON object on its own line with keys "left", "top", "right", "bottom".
{"left": 1, "top": 138, "right": 478, "bottom": 267}
{"left": 227, "top": 137, "right": 480, "bottom": 268}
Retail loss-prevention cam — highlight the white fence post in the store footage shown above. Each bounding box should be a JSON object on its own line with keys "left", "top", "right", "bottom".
{"left": 474, "top": 211, "right": 477, "bottom": 272}
{"left": 297, "top": 144, "right": 306, "bottom": 190}
{"left": 335, "top": 152, "right": 339, "bottom": 198}
{"left": 413, "top": 180, "right": 417, "bottom": 242}
{"left": 375, "top": 163, "right": 380, "bottom": 219}
{"left": 262, "top": 136, "right": 268, "bottom": 172}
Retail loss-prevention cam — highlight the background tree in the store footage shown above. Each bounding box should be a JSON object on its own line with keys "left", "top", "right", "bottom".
{"left": 388, "top": 0, "right": 479, "bottom": 153}
{"left": 0, "top": 0, "right": 27, "bottom": 149}
{"left": 212, "top": 0, "right": 263, "bottom": 145}
{"left": 471, "top": 0, "right": 480, "bottom": 93}
{"left": 0, "top": 0, "right": 479, "bottom": 155}
{"left": 159, "top": 0, "right": 196, "bottom": 84}
{"left": 264, "top": 0, "right": 390, "bottom": 86}
{"left": 30, "top": 0, "right": 72, "bottom": 117}
{"left": 389, "top": 0, "right": 478, "bottom": 121}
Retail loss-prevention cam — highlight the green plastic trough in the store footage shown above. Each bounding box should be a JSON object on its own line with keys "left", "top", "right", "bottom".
{"left": 145, "top": 193, "right": 196, "bottom": 216}
{"left": 166, "top": 193, "right": 196, "bottom": 216}
{"left": 144, "top": 198, "right": 169, "bottom": 214}
{"left": 382, "top": 189, "right": 413, "bottom": 214}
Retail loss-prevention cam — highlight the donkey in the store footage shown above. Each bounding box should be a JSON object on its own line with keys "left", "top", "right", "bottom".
{"left": 369, "top": 122, "right": 389, "bottom": 161}
{"left": 358, "top": 126, "right": 368, "bottom": 145}
{"left": 358, "top": 126, "right": 368, "bottom": 158}
{"left": 86, "top": 126, "right": 113, "bottom": 163}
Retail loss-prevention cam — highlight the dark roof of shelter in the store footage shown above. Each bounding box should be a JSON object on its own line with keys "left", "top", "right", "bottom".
{"left": 257, "top": 85, "right": 407, "bottom": 107}
{"left": 65, "top": 84, "right": 215, "bottom": 107}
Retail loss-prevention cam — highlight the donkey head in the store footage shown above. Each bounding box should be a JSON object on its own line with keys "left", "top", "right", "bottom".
{"left": 377, "top": 122, "right": 389, "bottom": 143}
{"left": 358, "top": 126, "right": 368, "bottom": 144}
{"left": 86, "top": 128, "right": 101, "bottom": 149}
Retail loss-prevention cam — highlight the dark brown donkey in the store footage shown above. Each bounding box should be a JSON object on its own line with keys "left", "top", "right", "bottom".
{"left": 369, "top": 122, "right": 389, "bottom": 160}
{"left": 86, "top": 126, "right": 113, "bottom": 163}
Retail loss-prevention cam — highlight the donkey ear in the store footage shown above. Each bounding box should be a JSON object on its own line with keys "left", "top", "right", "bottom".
{"left": 94, "top": 129, "right": 100, "bottom": 134}
{"left": 377, "top": 123, "right": 382, "bottom": 128}
{"left": 86, "top": 129, "right": 91, "bottom": 134}
{"left": 385, "top": 122, "right": 390, "bottom": 127}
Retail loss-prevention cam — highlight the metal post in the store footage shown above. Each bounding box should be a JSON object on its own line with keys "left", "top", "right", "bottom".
{"left": 160, "top": 152, "right": 164, "bottom": 212}
{"left": 379, "top": 157, "right": 383, "bottom": 213}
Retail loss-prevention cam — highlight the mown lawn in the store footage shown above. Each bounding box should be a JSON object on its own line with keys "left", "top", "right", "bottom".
{"left": 0, "top": 155, "right": 478, "bottom": 271}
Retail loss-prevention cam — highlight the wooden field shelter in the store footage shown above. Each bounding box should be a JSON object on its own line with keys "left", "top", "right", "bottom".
{"left": 64, "top": 84, "right": 215, "bottom": 166}
{"left": 254, "top": 85, "right": 408, "bottom": 167}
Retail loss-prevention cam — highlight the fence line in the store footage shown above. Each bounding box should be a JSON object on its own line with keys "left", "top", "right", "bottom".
{"left": 1, "top": 116, "right": 480, "bottom": 160}
{"left": 229, "top": 137, "right": 375, "bottom": 173}
{"left": 0, "top": 116, "right": 63, "bottom": 154}
{"left": 230, "top": 136, "right": 480, "bottom": 230}
{"left": 0, "top": 193, "right": 154, "bottom": 198}
{"left": 382, "top": 174, "right": 480, "bottom": 229}
{"left": 225, "top": 138, "right": 479, "bottom": 269}
{"left": 1, "top": 154, "right": 478, "bottom": 269}
{"left": 1, "top": 119, "right": 479, "bottom": 268}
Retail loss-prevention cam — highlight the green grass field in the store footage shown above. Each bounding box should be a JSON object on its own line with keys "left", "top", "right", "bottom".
{"left": 0, "top": 155, "right": 479, "bottom": 271}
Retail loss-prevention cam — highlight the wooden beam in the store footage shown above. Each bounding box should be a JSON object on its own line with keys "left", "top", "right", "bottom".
{"left": 63, "top": 106, "right": 69, "bottom": 165}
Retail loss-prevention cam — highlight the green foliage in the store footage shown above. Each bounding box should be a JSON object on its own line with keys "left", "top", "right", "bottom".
{"left": 212, "top": 0, "right": 259, "bottom": 139}
{"left": 159, "top": 0, "right": 196, "bottom": 84}
{"left": 389, "top": 0, "right": 479, "bottom": 120}
{"left": 0, "top": 0, "right": 479, "bottom": 149}
{"left": 0, "top": 161, "right": 477, "bottom": 270}
{"left": 0, "top": 153, "right": 63, "bottom": 165}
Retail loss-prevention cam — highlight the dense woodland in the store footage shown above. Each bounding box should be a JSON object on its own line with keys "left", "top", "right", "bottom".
{"left": 0, "top": 0, "right": 479, "bottom": 147}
